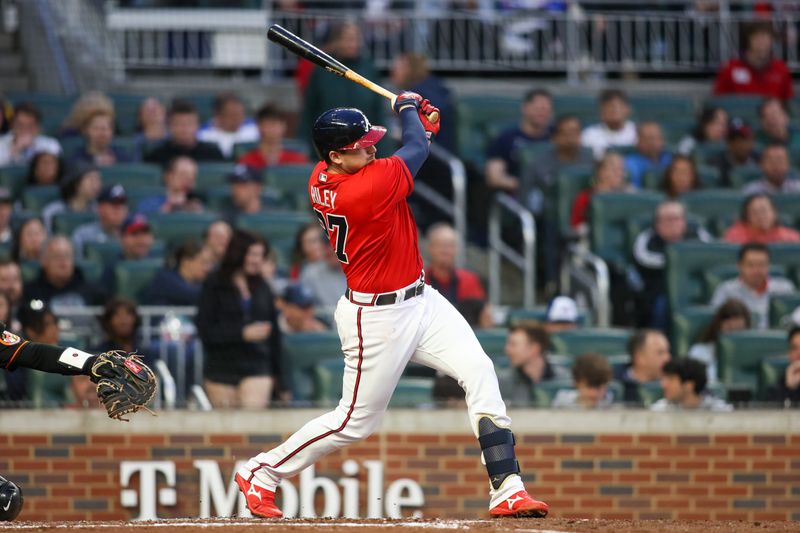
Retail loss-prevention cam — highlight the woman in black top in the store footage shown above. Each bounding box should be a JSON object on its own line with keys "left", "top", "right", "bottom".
{"left": 196, "top": 229, "right": 281, "bottom": 408}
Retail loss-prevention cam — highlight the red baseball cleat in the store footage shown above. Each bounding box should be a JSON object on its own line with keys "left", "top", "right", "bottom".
{"left": 235, "top": 473, "right": 282, "bottom": 518}
{"left": 489, "top": 490, "right": 549, "bottom": 518}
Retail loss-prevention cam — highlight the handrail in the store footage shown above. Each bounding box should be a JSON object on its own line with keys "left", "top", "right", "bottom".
{"left": 154, "top": 359, "right": 177, "bottom": 410}
{"left": 191, "top": 384, "right": 213, "bottom": 411}
{"left": 560, "top": 245, "right": 611, "bottom": 327}
{"left": 33, "top": 0, "right": 76, "bottom": 94}
{"left": 488, "top": 192, "right": 535, "bottom": 308}
{"left": 425, "top": 143, "right": 467, "bottom": 268}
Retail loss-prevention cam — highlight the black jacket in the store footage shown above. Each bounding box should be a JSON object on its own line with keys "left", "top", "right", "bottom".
{"left": 144, "top": 140, "right": 225, "bottom": 167}
{"left": 23, "top": 267, "right": 106, "bottom": 307}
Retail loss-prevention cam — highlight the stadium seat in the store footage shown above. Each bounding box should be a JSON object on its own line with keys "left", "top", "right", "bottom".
{"left": 22, "top": 185, "right": 60, "bottom": 210}
{"left": 552, "top": 94, "right": 597, "bottom": 122}
{"left": 175, "top": 93, "right": 216, "bottom": 123}
{"left": 555, "top": 164, "right": 593, "bottom": 235}
{"left": 27, "top": 369, "right": 69, "bottom": 407}
{"left": 474, "top": 328, "right": 509, "bottom": 362}
{"left": 113, "top": 259, "right": 163, "bottom": 302}
{"left": 8, "top": 92, "right": 76, "bottom": 136}
{"left": 706, "top": 95, "right": 762, "bottom": 125}
{"left": 693, "top": 142, "right": 726, "bottom": 166}
{"left": 770, "top": 293, "right": 800, "bottom": 328}
{"left": 59, "top": 136, "right": 85, "bottom": 160}
{"left": 772, "top": 193, "right": 800, "bottom": 229}
{"left": 769, "top": 243, "right": 800, "bottom": 286}
{"left": 52, "top": 212, "right": 98, "bottom": 237}
{"left": 506, "top": 306, "right": 592, "bottom": 327}
{"left": 283, "top": 331, "right": 342, "bottom": 402}
{"left": 149, "top": 212, "right": 218, "bottom": 249}
{"left": 76, "top": 259, "right": 103, "bottom": 283}
{"left": 532, "top": 379, "right": 574, "bottom": 408}
{"left": 681, "top": 189, "right": 743, "bottom": 237}
{"left": 390, "top": 378, "right": 434, "bottom": 408}
{"left": 549, "top": 328, "right": 632, "bottom": 357}
{"left": 636, "top": 381, "right": 663, "bottom": 407}
{"left": 589, "top": 191, "right": 664, "bottom": 267}
{"left": 729, "top": 166, "right": 763, "bottom": 188}
{"left": 196, "top": 162, "right": 237, "bottom": 191}
{"left": 760, "top": 355, "right": 789, "bottom": 401}
{"left": 629, "top": 95, "right": 695, "bottom": 122}
{"left": 456, "top": 95, "right": 520, "bottom": 164}
{"left": 0, "top": 165, "right": 27, "bottom": 196}
{"left": 100, "top": 163, "right": 162, "bottom": 189}
{"left": 204, "top": 187, "right": 287, "bottom": 213}
{"left": 670, "top": 305, "right": 715, "bottom": 358}
{"left": 717, "top": 330, "right": 787, "bottom": 396}
{"left": 666, "top": 241, "right": 738, "bottom": 312}
{"left": 20, "top": 260, "right": 40, "bottom": 283}
{"left": 85, "top": 240, "right": 166, "bottom": 267}
{"left": 127, "top": 186, "right": 168, "bottom": 212}
{"left": 232, "top": 141, "right": 258, "bottom": 160}
{"left": 266, "top": 164, "right": 317, "bottom": 210}
{"left": 237, "top": 211, "right": 314, "bottom": 267}
{"left": 108, "top": 93, "right": 147, "bottom": 135}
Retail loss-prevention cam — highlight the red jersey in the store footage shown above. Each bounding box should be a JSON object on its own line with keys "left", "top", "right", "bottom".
{"left": 308, "top": 155, "right": 422, "bottom": 293}
{"left": 714, "top": 58, "right": 793, "bottom": 100}
{"left": 238, "top": 148, "right": 308, "bottom": 170}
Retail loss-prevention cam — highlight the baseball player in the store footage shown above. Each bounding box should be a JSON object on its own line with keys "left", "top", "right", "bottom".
{"left": 235, "top": 94, "right": 549, "bottom": 519}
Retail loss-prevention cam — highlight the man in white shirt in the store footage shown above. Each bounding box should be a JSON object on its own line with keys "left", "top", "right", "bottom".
{"left": 0, "top": 103, "right": 61, "bottom": 166}
{"left": 197, "top": 92, "right": 259, "bottom": 158}
{"left": 580, "top": 89, "right": 637, "bottom": 159}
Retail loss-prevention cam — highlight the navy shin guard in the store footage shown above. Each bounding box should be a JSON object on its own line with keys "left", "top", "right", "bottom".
{"left": 478, "top": 417, "right": 520, "bottom": 490}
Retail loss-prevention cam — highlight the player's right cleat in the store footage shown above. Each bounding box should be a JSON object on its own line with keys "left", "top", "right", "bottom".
{"left": 235, "top": 473, "right": 282, "bottom": 518}
{"left": 489, "top": 490, "right": 549, "bottom": 518}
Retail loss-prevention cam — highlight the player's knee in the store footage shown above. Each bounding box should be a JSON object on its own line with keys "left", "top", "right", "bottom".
{"left": 0, "top": 476, "right": 23, "bottom": 521}
{"left": 460, "top": 355, "right": 497, "bottom": 390}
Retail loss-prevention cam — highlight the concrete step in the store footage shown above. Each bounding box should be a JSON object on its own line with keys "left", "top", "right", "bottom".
{"left": 0, "top": 54, "right": 22, "bottom": 72}
{"left": 0, "top": 75, "right": 28, "bottom": 92}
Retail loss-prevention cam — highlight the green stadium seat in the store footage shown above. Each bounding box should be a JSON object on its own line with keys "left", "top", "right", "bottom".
{"left": 284, "top": 138, "right": 311, "bottom": 158}
{"left": 770, "top": 293, "right": 800, "bottom": 328}
{"left": 390, "top": 378, "right": 434, "bottom": 408}
{"left": 693, "top": 142, "right": 726, "bottom": 166}
{"left": 9, "top": 93, "right": 76, "bottom": 136}
{"left": 474, "top": 328, "right": 509, "bottom": 362}
{"left": 0, "top": 165, "right": 27, "bottom": 196}
{"left": 59, "top": 136, "right": 85, "bottom": 160}
{"left": 196, "top": 162, "right": 237, "bottom": 191}
{"left": 681, "top": 189, "right": 743, "bottom": 237}
{"left": 636, "top": 381, "right": 663, "bottom": 407}
{"left": 27, "top": 369, "right": 69, "bottom": 407}
{"left": 629, "top": 95, "right": 695, "bottom": 122}
{"left": 555, "top": 164, "right": 593, "bottom": 235}
{"left": 697, "top": 165, "right": 723, "bottom": 188}
{"left": 76, "top": 259, "right": 103, "bottom": 283}
{"left": 313, "top": 357, "right": 345, "bottom": 406}
{"left": 52, "top": 212, "right": 98, "bottom": 237}
{"left": 552, "top": 95, "right": 597, "bottom": 122}
{"left": 127, "top": 186, "right": 168, "bottom": 212}
{"left": 283, "top": 331, "right": 342, "bottom": 402}
{"left": 760, "top": 355, "right": 789, "bottom": 401}
{"left": 506, "top": 306, "right": 592, "bottom": 327}
{"left": 204, "top": 187, "right": 287, "bottom": 213}
{"left": 456, "top": 95, "right": 521, "bottom": 164}
{"left": 113, "top": 259, "right": 163, "bottom": 302}
{"left": 232, "top": 141, "right": 258, "bottom": 160}
{"left": 729, "top": 166, "right": 763, "bottom": 188}
{"left": 174, "top": 93, "right": 216, "bottom": 123}
{"left": 607, "top": 354, "right": 630, "bottom": 376}
{"left": 550, "top": 328, "right": 632, "bottom": 357}
{"left": 706, "top": 95, "right": 762, "bottom": 125}
{"left": 100, "top": 163, "right": 162, "bottom": 190}
{"left": 84, "top": 240, "right": 166, "bottom": 267}
{"left": 149, "top": 212, "right": 218, "bottom": 249}
{"left": 772, "top": 193, "right": 800, "bottom": 229}
{"left": 532, "top": 379, "right": 574, "bottom": 408}
{"left": 22, "top": 185, "right": 59, "bottom": 210}
{"left": 238, "top": 211, "right": 314, "bottom": 268}
{"left": 666, "top": 241, "right": 738, "bottom": 312}
{"left": 670, "top": 305, "right": 716, "bottom": 358}
{"left": 717, "top": 330, "right": 786, "bottom": 396}
{"left": 20, "top": 260, "right": 40, "bottom": 283}
{"left": 769, "top": 243, "right": 800, "bottom": 286}
{"left": 112, "top": 136, "right": 142, "bottom": 160}
{"left": 266, "top": 164, "right": 316, "bottom": 210}
{"left": 589, "top": 191, "right": 664, "bottom": 266}
{"left": 108, "top": 93, "right": 147, "bottom": 135}
{"left": 659, "top": 118, "right": 695, "bottom": 144}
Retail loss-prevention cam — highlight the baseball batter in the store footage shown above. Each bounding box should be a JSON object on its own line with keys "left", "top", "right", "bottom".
{"left": 236, "top": 93, "right": 549, "bottom": 519}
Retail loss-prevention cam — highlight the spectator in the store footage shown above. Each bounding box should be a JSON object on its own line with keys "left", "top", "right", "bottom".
{"left": 300, "top": 244, "right": 347, "bottom": 308}
{"left": 688, "top": 298, "right": 751, "bottom": 385}
{"left": 0, "top": 259, "right": 24, "bottom": 313}
{"left": 11, "top": 300, "right": 61, "bottom": 403}
{"left": 195, "top": 230, "right": 282, "bottom": 408}
{"left": 11, "top": 217, "right": 47, "bottom": 263}
{"left": 99, "top": 214, "right": 157, "bottom": 293}
{"left": 0, "top": 102, "right": 61, "bottom": 166}
{"left": 41, "top": 162, "right": 102, "bottom": 231}
{"left": 389, "top": 53, "right": 457, "bottom": 153}
{"left": 237, "top": 104, "right": 308, "bottom": 169}
{"left": 661, "top": 155, "right": 701, "bottom": 198}
{"left": 202, "top": 219, "right": 233, "bottom": 267}
{"left": 624, "top": 121, "right": 672, "bottom": 188}
{"left": 142, "top": 241, "right": 212, "bottom": 306}
{"left": 92, "top": 297, "right": 142, "bottom": 355}
{"left": 299, "top": 21, "right": 384, "bottom": 147}
{"left": 651, "top": 358, "right": 732, "bottom": 411}
{"left": 456, "top": 298, "right": 494, "bottom": 330}
{"left": 714, "top": 22, "right": 793, "bottom": 100}
{"left": 137, "top": 156, "right": 204, "bottom": 215}
{"left": 543, "top": 295, "right": 579, "bottom": 334}
{"left": 724, "top": 193, "right": 800, "bottom": 244}
{"left": 616, "top": 329, "right": 671, "bottom": 405}
{"left": 22, "top": 236, "right": 104, "bottom": 308}
{"left": 424, "top": 222, "right": 486, "bottom": 306}
{"left": 26, "top": 148, "right": 64, "bottom": 186}
{"left": 766, "top": 326, "right": 800, "bottom": 405}
{"left": 743, "top": 144, "right": 800, "bottom": 195}
{"left": 710, "top": 243, "right": 795, "bottom": 329}
{"left": 485, "top": 88, "right": 553, "bottom": 193}
{"left": 136, "top": 97, "right": 168, "bottom": 156}
{"left": 72, "top": 184, "right": 129, "bottom": 258}
{"left": 144, "top": 100, "right": 225, "bottom": 167}
{"left": 525, "top": 115, "right": 594, "bottom": 214}
{"left": 224, "top": 165, "right": 266, "bottom": 222}
{"left": 756, "top": 98, "right": 800, "bottom": 147}
{"left": 71, "top": 109, "right": 134, "bottom": 166}
{"left": 677, "top": 106, "right": 728, "bottom": 156}
{"left": 581, "top": 89, "right": 637, "bottom": 160}
{"left": 0, "top": 188, "right": 11, "bottom": 245}
{"left": 276, "top": 284, "right": 328, "bottom": 334}
{"left": 198, "top": 92, "right": 260, "bottom": 159}
{"left": 633, "top": 201, "right": 712, "bottom": 329}
{"left": 571, "top": 152, "right": 632, "bottom": 231}
{"left": 551, "top": 353, "right": 614, "bottom": 409}
{"left": 497, "top": 325, "right": 567, "bottom": 405}
{"left": 289, "top": 222, "right": 326, "bottom": 281}
{"left": 60, "top": 91, "right": 114, "bottom": 138}
{"left": 706, "top": 117, "right": 758, "bottom": 187}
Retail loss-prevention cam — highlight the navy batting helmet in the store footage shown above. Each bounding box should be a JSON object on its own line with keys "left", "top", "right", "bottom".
{"left": 0, "top": 476, "right": 23, "bottom": 521}
{"left": 312, "top": 108, "right": 386, "bottom": 161}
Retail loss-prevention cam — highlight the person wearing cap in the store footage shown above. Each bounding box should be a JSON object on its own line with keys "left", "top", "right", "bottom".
{"left": 144, "top": 100, "right": 225, "bottom": 167}
{"left": 142, "top": 240, "right": 212, "bottom": 306}
{"left": 0, "top": 102, "right": 61, "bottom": 166}
{"left": 423, "top": 222, "right": 486, "bottom": 306}
{"left": 137, "top": 156, "right": 204, "bottom": 215}
{"left": 277, "top": 284, "right": 328, "bottom": 334}
{"left": 707, "top": 117, "right": 759, "bottom": 187}
{"left": 71, "top": 184, "right": 129, "bottom": 258}
{"left": 98, "top": 213, "right": 158, "bottom": 292}
{"left": 224, "top": 165, "right": 266, "bottom": 223}
{"left": 41, "top": 162, "right": 102, "bottom": 232}
{"left": 543, "top": 296, "right": 580, "bottom": 334}
{"left": 743, "top": 144, "right": 800, "bottom": 195}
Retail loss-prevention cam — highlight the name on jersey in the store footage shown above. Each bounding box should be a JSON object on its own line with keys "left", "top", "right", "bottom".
{"left": 311, "top": 186, "right": 337, "bottom": 209}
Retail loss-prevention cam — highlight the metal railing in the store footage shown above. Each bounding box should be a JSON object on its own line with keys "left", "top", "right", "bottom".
{"left": 488, "top": 192, "right": 536, "bottom": 308}
{"left": 559, "top": 244, "right": 611, "bottom": 327}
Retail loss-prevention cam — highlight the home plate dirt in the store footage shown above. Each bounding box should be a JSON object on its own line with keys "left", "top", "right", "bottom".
{"left": 3, "top": 518, "right": 797, "bottom": 532}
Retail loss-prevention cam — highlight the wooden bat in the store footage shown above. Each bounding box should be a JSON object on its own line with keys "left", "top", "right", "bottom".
{"left": 267, "top": 24, "right": 439, "bottom": 124}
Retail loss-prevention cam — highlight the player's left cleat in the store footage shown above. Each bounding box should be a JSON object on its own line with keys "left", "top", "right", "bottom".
{"left": 235, "top": 473, "right": 282, "bottom": 518}
{"left": 489, "top": 490, "right": 549, "bottom": 518}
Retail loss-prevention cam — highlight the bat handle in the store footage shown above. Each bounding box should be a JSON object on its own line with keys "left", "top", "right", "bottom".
{"left": 427, "top": 111, "right": 440, "bottom": 124}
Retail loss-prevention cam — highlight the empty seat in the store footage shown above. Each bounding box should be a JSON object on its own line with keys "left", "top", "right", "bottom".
{"left": 729, "top": 165, "right": 763, "bottom": 189}
{"left": 670, "top": 305, "right": 716, "bottom": 357}
{"left": 474, "top": 328, "right": 509, "bottom": 362}
{"left": 51, "top": 211, "right": 98, "bottom": 237}
{"left": 770, "top": 293, "right": 800, "bottom": 328}
{"left": 100, "top": 163, "right": 162, "bottom": 189}
{"left": 266, "top": 164, "right": 316, "bottom": 210}
{"left": 22, "top": 185, "right": 60, "bottom": 210}
{"left": 390, "top": 378, "right": 435, "bottom": 408}
{"left": 550, "top": 327, "right": 632, "bottom": 357}
{"left": 196, "top": 162, "right": 237, "bottom": 191}
{"left": 149, "top": 212, "right": 218, "bottom": 249}
{"left": 717, "top": 330, "right": 787, "bottom": 396}
{"left": 507, "top": 306, "right": 592, "bottom": 327}
{"left": 108, "top": 93, "right": 147, "bottom": 135}
{"left": 9, "top": 92, "right": 76, "bottom": 136}
{"left": 681, "top": 189, "right": 743, "bottom": 237}
{"left": 0, "top": 165, "right": 27, "bottom": 196}
{"left": 666, "top": 241, "right": 738, "bottom": 312}
{"left": 114, "top": 258, "right": 163, "bottom": 302}
{"left": 283, "top": 331, "right": 342, "bottom": 402}
{"left": 456, "top": 95, "right": 521, "bottom": 165}
{"left": 237, "top": 211, "right": 314, "bottom": 267}
{"left": 706, "top": 95, "right": 762, "bottom": 124}
{"left": 769, "top": 243, "right": 800, "bottom": 286}
{"left": 772, "top": 193, "right": 800, "bottom": 229}
{"left": 629, "top": 95, "right": 695, "bottom": 122}
{"left": 589, "top": 191, "right": 664, "bottom": 266}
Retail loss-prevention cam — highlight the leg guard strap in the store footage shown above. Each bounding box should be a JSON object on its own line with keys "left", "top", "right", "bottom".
{"left": 478, "top": 417, "right": 521, "bottom": 490}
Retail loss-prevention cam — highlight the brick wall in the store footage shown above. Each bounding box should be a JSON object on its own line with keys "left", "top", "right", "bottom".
{"left": 2, "top": 427, "right": 799, "bottom": 521}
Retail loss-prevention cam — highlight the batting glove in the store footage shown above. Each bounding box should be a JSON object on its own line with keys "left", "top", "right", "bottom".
{"left": 393, "top": 91, "right": 422, "bottom": 114}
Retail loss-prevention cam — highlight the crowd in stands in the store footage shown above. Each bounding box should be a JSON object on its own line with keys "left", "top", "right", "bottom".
{"left": 0, "top": 18, "right": 799, "bottom": 411}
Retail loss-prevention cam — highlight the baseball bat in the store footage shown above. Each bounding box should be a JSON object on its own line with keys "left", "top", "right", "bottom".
{"left": 267, "top": 24, "right": 439, "bottom": 124}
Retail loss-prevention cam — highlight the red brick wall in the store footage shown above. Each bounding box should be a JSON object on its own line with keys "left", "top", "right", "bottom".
{"left": 2, "top": 431, "right": 799, "bottom": 522}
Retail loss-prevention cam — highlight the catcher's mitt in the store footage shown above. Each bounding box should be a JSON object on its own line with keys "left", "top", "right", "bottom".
{"left": 90, "top": 351, "right": 157, "bottom": 421}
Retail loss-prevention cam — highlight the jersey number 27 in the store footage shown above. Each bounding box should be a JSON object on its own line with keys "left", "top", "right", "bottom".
{"left": 313, "top": 208, "right": 349, "bottom": 264}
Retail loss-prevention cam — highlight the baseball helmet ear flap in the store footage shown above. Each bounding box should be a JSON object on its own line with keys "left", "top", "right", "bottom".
{"left": 0, "top": 476, "right": 23, "bottom": 521}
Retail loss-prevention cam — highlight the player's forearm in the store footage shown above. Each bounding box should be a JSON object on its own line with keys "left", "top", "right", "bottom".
{"left": 394, "top": 108, "right": 429, "bottom": 177}
{"left": 3, "top": 339, "right": 96, "bottom": 376}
